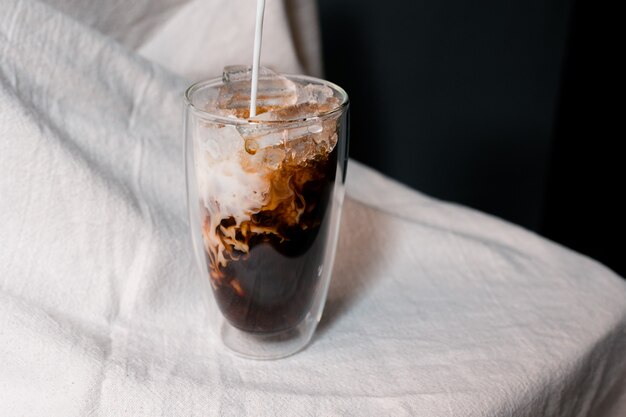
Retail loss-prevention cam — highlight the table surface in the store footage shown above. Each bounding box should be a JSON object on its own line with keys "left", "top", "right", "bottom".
{"left": 2, "top": 1, "right": 626, "bottom": 416}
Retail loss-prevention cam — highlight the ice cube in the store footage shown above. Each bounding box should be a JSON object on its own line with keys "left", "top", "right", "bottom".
{"left": 263, "top": 147, "right": 286, "bottom": 169}
{"left": 328, "top": 132, "right": 338, "bottom": 148}
{"left": 217, "top": 65, "right": 298, "bottom": 115}
{"left": 286, "top": 138, "right": 317, "bottom": 164}
{"left": 195, "top": 122, "right": 242, "bottom": 162}
{"left": 251, "top": 102, "right": 318, "bottom": 121}
{"left": 250, "top": 98, "right": 341, "bottom": 122}
{"left": 238, "top": 124, "right": 283, "bottom": 150}
{"left": 297, "top": 83, "right": 335, "bottom": 105}
{"left": 308, "top": 123, "right": 323, "bottom": 134}
{"left": 237, "top": 122, "right": 318, "bottom": 151}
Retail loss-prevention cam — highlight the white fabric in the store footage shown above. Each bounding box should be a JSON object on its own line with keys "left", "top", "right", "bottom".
{"left": 1, "top": 0, "right": 625, "bottom": 416}
{"left": 38, "top": 0, "right": 322, "bottom": 79}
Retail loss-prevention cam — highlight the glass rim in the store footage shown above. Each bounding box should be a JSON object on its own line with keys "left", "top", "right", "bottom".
{"left": 184, "top": 73, "right": 349, "bottom": 125}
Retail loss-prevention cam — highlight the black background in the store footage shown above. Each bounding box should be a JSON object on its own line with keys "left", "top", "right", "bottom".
{"left": 318, "top": 0, "right": 624, "bottom": 277}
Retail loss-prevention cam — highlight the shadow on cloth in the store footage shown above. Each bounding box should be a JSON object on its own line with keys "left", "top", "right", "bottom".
{"left": 315, "top": 196, "right": 390, "bottom": 338}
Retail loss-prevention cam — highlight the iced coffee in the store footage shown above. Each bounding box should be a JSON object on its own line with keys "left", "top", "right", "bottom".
{"left": 192, "top": 66, "right": 345, "bottom": 334}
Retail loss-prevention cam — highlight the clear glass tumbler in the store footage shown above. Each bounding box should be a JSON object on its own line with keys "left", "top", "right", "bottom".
{"left": 184, "top": 74, "right": 349, "bottom": 359}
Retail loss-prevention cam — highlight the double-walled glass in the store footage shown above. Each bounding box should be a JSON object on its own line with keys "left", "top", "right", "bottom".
{"left": 184, "top": 75, "right": 349, "bottom": 359}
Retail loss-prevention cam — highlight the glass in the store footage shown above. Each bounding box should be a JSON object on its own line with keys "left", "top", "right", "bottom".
{"left": 184, "top": 74, "right": 349, "bottom": 359}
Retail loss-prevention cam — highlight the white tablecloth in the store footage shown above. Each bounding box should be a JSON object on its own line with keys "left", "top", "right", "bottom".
{"left": 1, "top": 1, "right": 625, "bottom": 416}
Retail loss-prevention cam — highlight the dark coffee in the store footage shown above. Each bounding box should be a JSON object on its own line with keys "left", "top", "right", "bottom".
{"left": 202, "top": 146, "right": 337, "bottom": 333}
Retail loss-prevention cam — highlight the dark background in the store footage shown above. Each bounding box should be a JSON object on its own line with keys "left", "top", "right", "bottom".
{"left": 317, "top": 0, "right": 624, "bottom": 277}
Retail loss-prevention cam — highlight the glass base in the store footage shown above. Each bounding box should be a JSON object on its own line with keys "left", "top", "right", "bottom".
{"left": 220, "top": 313, "right": 317, "bottom": 360}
